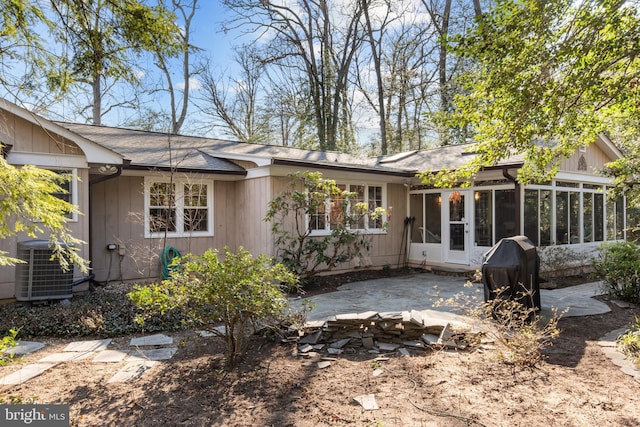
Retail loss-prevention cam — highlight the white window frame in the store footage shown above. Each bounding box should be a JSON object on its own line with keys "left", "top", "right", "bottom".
{"left": 49, "top": 168, "right": 79, "bottom": 223}
{"left": 144, "top": 177, "right": 214, "bottom": 238}
{"left": 522, "top": 181, "right": 621, "bottom": 246}
{"left": 308, "top": 182, "right": 387, "bottom": 235}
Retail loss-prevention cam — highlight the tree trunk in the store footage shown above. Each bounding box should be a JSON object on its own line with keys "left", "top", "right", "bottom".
{"left": 362, "top": 0, "right": 387, "bottom": 155}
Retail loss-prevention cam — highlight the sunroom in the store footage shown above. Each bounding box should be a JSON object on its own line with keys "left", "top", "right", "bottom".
{"left": 387, "top": 135, "right": 626, "bottom": 271}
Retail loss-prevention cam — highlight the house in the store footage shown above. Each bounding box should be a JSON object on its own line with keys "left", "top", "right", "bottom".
{"left": 0, "top": 99, "right": 627, "bottom": 299}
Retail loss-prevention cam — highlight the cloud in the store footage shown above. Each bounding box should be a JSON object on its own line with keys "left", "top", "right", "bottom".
{"left": 177, "top": 77, "right": 202, "bottom": 91}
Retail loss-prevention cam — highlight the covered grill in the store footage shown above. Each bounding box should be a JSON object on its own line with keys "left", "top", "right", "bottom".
{"left": 481, "top": 235, "right": 541, "bottom": 313}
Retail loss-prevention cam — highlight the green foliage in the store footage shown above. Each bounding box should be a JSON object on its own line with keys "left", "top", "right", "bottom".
{"left": 265, "top": 172, "right": 385, "bottom": 278}
{"left": 0, "top": 156, "right": 87, "bottom": 271}
{"left": 538, "top": 246, "right": 583, "bottom": 277}
{"left": 0, "top": 394, "right": 38, "bottom": 405}
{"left": 128, "top": 247, "right": 299, "bottom": 367}
{"left": 49, "top": 0, "right": 180, "bottom": 86}
{"left": 427, "top": 0, "right": 640, "bottom": 187}
{"left": 0, "top": 283, "right": 192, "bottom": 338}
{"left": 438, "top": 283, "right": 563, "bottom": 367}
{"left": 0, "top": 328, "right": 20, "bottom": 366}
{"left": 592, "top": 241, "right": 640, "bottom": 303}
{"left": 617, "top": 315, "right": 640, "bottom": 367}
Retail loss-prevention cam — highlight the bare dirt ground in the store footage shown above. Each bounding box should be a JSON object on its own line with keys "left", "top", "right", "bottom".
{"left": 2, "top": 272, "right": 640, "bottom": 427}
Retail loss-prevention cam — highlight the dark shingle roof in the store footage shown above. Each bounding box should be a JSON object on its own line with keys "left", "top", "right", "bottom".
{"left": 57, "top": 123, "right": 246, "bottom": 174}
{"left": 57, "top": 123, "right": 415, "bottom": 176}
{"left": 378, "top": 143, "right": 524, "bottom": 170}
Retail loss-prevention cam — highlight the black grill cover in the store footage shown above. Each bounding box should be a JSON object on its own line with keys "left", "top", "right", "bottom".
{"left": 481, "top": 235, "right": 541, "bottom": 312}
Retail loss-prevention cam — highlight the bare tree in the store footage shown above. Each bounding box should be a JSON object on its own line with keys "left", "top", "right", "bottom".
{"left": 222, "top": 0, "right": 365, "bottom": 151}
{"left": 198, "top": 46, "right": 270, "bottom": 143}
{"left": 153, "top": 0, "right": 202, "bottom": 134}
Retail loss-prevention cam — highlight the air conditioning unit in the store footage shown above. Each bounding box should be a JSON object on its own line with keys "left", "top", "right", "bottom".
{"left": 15, "top": 240, "right": 74, "bottom": 302}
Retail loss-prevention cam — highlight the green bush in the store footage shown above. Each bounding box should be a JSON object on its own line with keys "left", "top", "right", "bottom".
{"left": 264, "top": 172, "right": 386, "bottom": 279}
{"left": 592, "top": 241, "right": 640, "bottom": 303}
{"left": 618, "top": 315, "right": 640, "bottom": 367}
{"left": 128, "top": 247, "right": 299, "bottom": 367}
{"left": 0, "top": 283, "right": 194, "bottom": 338}
{"left": 0, "top": 329, "right": 19, "bottom": 366}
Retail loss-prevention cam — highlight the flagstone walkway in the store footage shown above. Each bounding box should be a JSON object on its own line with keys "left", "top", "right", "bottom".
{"left": 0, "top": 333, "right": 177, "bottom": 386}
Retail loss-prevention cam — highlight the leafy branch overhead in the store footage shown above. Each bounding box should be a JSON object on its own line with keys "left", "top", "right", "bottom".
{"left": 431, "top": 0, "right": 640, "bottom": 186}
{"left": 0, "top": 155, "right": 86, "bottom": 271}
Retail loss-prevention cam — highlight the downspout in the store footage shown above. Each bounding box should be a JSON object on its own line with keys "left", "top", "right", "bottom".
{"left": 502, "top": 167, "right": 521, "bottom": 235}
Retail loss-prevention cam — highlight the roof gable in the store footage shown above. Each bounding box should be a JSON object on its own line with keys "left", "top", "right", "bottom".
{"left": 0, "top": 99, "right": 123, "bottom": 165}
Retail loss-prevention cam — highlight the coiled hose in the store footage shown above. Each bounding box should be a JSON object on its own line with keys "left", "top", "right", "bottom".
{"left": 161, "top": 246, "right": 181, "bottom": 280}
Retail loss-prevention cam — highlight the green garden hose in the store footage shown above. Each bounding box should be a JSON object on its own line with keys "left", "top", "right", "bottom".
{"left": 161, "top": 246, "right": 181, "bottom": 280}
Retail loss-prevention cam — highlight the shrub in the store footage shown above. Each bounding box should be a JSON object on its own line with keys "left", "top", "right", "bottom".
{"left": 0, "top": 329, "right": 19, "bottom": 366}
{"left": 617, "top": 315, "right": 640, "bottom": 367}
{"left": 438, "top": 282, "right": 563, "bottom": 367}
{"left": 264, "top": 172, "right": 386, "bottom": 279}
{"left": 592, "top": 241, "right": 640, "bottom": 303}
{"left": 128, "top": 247, "right": 299, "bottom": 367}
{"left": 0, "top": 283, "right": 193, "bottom": 338}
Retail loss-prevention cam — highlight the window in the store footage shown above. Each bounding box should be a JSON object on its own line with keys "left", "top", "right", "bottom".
{"left": 556, "top": 189, "right": 581, "bottom": 244}
{"left": 50, "top": 169, "right": 78, "bottom": 221}
{"left": 473, "top": 188, "right": 515, "bottom": 246}
{"left": 410, "top": 194, "right": 424, "bottom": 242}
{"left": 145, "top": 178, "right": 213, "bottom": 237}
{"left": 524, "top": 189, "right": 552, "bottom": 246}
{"left": 424, "top": 193, "right": 441, "bottom": 243}
{"left": 607, "top": 196, "right": 625, "bottom": 241}
{"left": 474, "top": 190, "right": 492, "bottom": 246}
{"left": 524, "top": 182, "right": 615, "bottom": 247}
{"left": 309, "top": 183, "right": 386, "bottom": 233}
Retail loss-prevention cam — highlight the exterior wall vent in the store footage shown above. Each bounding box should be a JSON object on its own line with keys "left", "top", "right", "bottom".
{"left": 14, "top": 240, "right": 74, "bottom": 301}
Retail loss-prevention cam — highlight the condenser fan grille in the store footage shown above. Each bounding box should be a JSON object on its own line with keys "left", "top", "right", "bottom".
{"left": 15, "top": 240, "right": 74, "bottom": 301}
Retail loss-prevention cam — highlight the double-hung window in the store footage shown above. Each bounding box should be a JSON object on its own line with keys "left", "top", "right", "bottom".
{"left": 50, "top": 169, "right": 78, "bottom": 222}
{"left": 309, "top": 183, "right": 386, "bottom": 234}
{"left": 145, "top": 177, "right": 213, "bottom": 238}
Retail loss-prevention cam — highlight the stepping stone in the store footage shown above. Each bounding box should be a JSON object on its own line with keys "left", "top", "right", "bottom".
{"left": 64, "top": 339, "right": 112, "bottom": 352}
{"left": 330, "top": 338, "right": 351, "bottom": 349}
{"left": 92, "top": 350, "right": 130, "bottom": 363}
{"left": 129, "top": 334, "right": 173, "bottom": 347}
{"left": 299, "top": 344, "right": 314, "bottom": 353}
{"left": 303, "top": 320, "right": 326, "bottom": 329}
{"left": 38, "top": 351, "right": 93, "bottom": 362}
{"left": 299, "top": 330, "right": 322, "bottom": 345}
{"left": 107, "top": 361, "right": 156, "bottom": 383}
{"left": 362, "top": 337, "right": 374, "bottom": 349}
{"left": 196, "top": 330, "right": 216, "bottom": 338}
{"left": 317, "top": 360, "right": 332, "bottom": 369}
{"left": 354, "top": 394, "right": 379, "bottom": 410}
{"left": 127, "top": 348, "right": 177, "bottom": 361}
{"left": 377, "top": 342, "right": 399, "bottom": 352}
{"left": 0, "top": 363, "right": 55, "bottom": 385}
{"left": 611, "top": 300, "right": 636, "bottom": 309}
{"left": 4, "top": 341, "right": 45, "bottom": 355}
{"left": 437, "top": 323, "right": 454, "bottom": 345}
